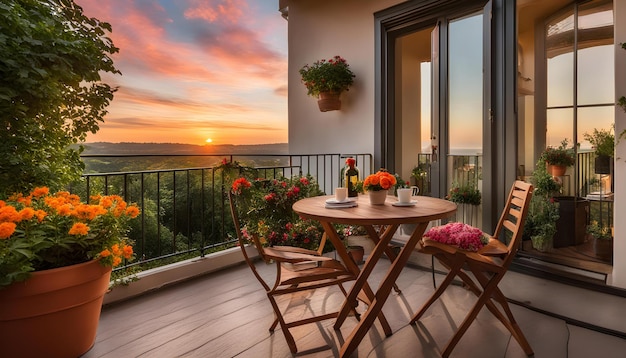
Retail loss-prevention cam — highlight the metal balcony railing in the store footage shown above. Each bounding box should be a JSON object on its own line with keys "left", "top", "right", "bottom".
{"left": 76, "top": 153, "right": 373, "bottom": 273}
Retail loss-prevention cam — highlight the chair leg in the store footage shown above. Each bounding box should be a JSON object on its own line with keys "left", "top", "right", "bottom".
{"left": 410, "top": 253, "right": 465, "bottom": 324}
{"left": 467, "top": 270, "right": 534, "bottom": 356}
{"left": 267, "top": 294, "right": 298, "bottom": 354}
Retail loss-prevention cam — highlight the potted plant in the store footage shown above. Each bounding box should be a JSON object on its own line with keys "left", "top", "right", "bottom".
{"left": 339, "top": 225, "right": 369, "bottom": 264}
{"left": 363, "top": 169, "right": 397, "bottom": 205}
{"left": 0, "top": 187, "right": 139, "bottom": 357}
{"left": 540, "top": 139, "right": 576, "bottom": 177}
{"left": 299, "top": 55, "right": 355, "bottom": 112}
{"left": 583, "top": 127, "right": 614, "bottom": 174}
{"left": 446, "top": 182, "right": 481, "bottom": 226}
{"left": 411, "top": 163, "right": 429, "bottom": 194}
{"left": 231, "top": 174, "right": 328, "bottom": 252}
{"left": 0, "top": 2, "right": 125, "bottom": 356}
{"left": 587, "top": 220, "right": 613, "bottom": 262}
{"left": 523, "top": 160, "right": 560, "bottom": 252}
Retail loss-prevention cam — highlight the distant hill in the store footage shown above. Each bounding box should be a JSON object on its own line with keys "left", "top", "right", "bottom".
{"left": 81, "top": 142, "right": 289, "bottom": 155}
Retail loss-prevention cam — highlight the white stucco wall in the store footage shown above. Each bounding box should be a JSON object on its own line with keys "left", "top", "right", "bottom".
{"left": 286, "top": 0, "right": 403, "bottom": 155}
{"left": 609, "top": 1, "right": 626, "bottom": 288}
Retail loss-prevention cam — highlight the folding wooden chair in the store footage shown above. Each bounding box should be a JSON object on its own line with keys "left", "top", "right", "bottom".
{"left": 228, "top": 191, "right": 356, "bottom": 354}
{"left": 410, "top": 180, "right": 534, "bottom": 357}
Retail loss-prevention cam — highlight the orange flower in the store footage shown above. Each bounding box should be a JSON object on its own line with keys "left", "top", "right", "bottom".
{"left": 364, "top": 169, "right": 396, "bottom": 191}
{"left": 122, "top": 245, "right": 134, "bottom": 259}
{"left": 100, "top": 197, "right": 113, "bottom": 209}
{"left": 0, "top": 206, "right": 21, "bottom": 223}
{"left": 125, "top": 206, "right": 140, "bottom": 218}
{"left": 100, "top": 249, "right": 111, "bottom": 257}
{"left": 68, "top": 222, "right": 89, "bottom": 236}
{"left": 31, "top": 187, "right": 49, "bottom": 198}
{"left": 111, "top": 244, "right": 122, "bottom": 256}
{"left": 19, "top": 208, "right": 35, "bottom": 221}
{"left": 35, "top": 210, "right": 47, "bottom": 222}
{"left": 0, "top": 222, "right": 16, "bottom": 239}
{"left": 112, "top": 256, "right": 122, "bottom": 266}
{"left": 56, "top": 204, "right": 72, "bottom": 216}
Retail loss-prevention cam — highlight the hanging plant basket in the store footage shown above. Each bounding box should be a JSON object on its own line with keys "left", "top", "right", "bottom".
{"left": 317, "top": 92, "right": 341, "bottom": 112}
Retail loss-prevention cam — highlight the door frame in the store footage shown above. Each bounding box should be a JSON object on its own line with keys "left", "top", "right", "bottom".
{"left": 374, "top": 0, "right": 517, "bottom": 231}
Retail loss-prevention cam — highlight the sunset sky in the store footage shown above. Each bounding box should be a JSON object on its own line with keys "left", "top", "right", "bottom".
{"left": 77, "top": 0, "right": 288, "bottom": 146}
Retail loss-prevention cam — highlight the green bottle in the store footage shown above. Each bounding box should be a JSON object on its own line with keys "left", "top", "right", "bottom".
{"left": 344, "top": 157, "right": 360, "bottom": 197}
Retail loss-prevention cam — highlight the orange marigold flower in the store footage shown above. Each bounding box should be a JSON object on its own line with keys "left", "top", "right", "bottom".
{"left": 0, "top": 200, "right": 5, "bottom": 208}
{"left": 68, "top": 222, "right": 89, "bottom": 236}
{"left": 122, "top": 245, "right": 134, "bottom": 259}
{"left": 0, "top": 206, "right": 21, "bottom": 223}
{"left": 100, "top": 249, "right": 111, "bottom": 257}
{"left": 100, "top": 197, "right": 113, "bottom": 209}
{"left": 31, "top": 187, "right": 49, "bottom": 198}
{"left": 111, "top": 244, "right": 122, "bottom": 256}
{"left": 112, "top": 256, "right": 122, "bottom": 267}
{"left": 0, "top": 222, "right": 16, "bottom": 239}
{"left": 125, "top": 206, "right": 140, "bottom": 218}
{"left": 56, "top": 204, "right": 72, "bottom": 216}
{"left": 35, "top": 210, "right": 47, "bottom": 222}
{"left": 90, "top": 194, "right": 102, "bottom": 203}
{"left": 19, "top": 207, "right": 35, "bottom": 221}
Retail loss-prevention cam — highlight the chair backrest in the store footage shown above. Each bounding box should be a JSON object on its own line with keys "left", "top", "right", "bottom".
{"left": 228, "top": 190, "right": 272, "bottom": 290}
{"left": 491, "top": 180, "right": 533, "bottom": 262}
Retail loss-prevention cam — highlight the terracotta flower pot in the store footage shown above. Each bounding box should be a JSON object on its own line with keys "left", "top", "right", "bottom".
{"left": 368, "top": 190, "right": 387, "bottom": 205}
{"left": 348, "top": 245, "right": 365, "bottom": 264}
{"left": 0, "top": 259, "right": 111, "bottom": 358}
{"left": 317, "top": 92, "right": 341, "bottom": 112}
{"left": 548, "top": 164, "right": 567, "bottom": 177}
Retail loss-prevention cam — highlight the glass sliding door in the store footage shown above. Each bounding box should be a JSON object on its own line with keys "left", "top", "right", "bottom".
{"left": 447, "top": 12, "right": 484, "bottom": 227}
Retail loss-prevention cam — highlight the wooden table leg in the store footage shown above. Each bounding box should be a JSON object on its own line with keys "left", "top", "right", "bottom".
{"left": 320, "top": 222, "right": 392, "bottom": 336}
{"left": 339, "top": 222, "right": 429, "bottom": 358}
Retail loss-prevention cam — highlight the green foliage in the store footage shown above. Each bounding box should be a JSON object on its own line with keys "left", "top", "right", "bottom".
{"left": 540, "top": 139, "right": 576, "bottom": 167}
{"left": 523, "top": 160, "right": 560, "bottom": 247}
{"left": 583, "top": 126, "right": 615, "bottom": 157}
{"left": 587, "top": 221, "right": 612, "bottom": 240}
{"left": 0, "top": 0, "right": 120, "bottom": 197}
{"left": 299, "top": 56, "right": 355, "bottom": 97}
{"left": 231, "top": 174, "right": 327, "bottom": 251}
{"left": 446, "top": 182, "right": 481, "bottom": 206}
{"left": 530, "top": 160, "right": 561, "bottom": 197}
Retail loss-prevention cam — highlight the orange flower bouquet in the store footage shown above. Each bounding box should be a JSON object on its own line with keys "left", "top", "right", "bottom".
{"left": 0, "top": 187, "right": 140, "bottom": 288}
{"left": 363, "top": 169, "right": 397, "bottom": 192}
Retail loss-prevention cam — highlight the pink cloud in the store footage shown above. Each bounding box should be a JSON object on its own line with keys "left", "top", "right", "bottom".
{"left": 184, "top": 0, "right": 246, "bottom": 24}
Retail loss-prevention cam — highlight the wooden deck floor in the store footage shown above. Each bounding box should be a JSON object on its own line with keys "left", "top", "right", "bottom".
{"left": 84, "top": 257, "right": 626, "bottom": 358}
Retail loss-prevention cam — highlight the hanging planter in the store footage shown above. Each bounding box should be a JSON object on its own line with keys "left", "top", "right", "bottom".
{"left": 299, "top": 56, "right": 355, "bottom": 112}
{"left": 317, "top": 91, "right": 341, "bottom": 112}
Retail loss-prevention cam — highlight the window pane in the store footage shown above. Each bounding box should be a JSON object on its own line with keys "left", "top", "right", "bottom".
{"left": 577, "top": 0, "right": 614, "bottom": 105}
{"left": 578, "top": 106, "right": 614, "bottom": 151}
{"left": 547, "top": 108, "right": 574, "bottom": 147}
{"left": 448, "top": 13, "right": 483, "bottom": 154}
{"left": 546, "top": 9, "right": 574, "bottom": 107}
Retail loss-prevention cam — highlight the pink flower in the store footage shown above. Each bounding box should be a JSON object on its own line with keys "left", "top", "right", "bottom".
{"left": 424, "top": 222, "right": 485, "bottom": 251}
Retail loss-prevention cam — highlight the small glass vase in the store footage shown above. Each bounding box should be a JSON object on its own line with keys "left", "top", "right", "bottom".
{"left": 368, "top": 190, "right": 387, "bottom": 205}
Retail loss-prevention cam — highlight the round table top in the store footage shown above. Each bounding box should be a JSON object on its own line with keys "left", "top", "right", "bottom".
{"left": 293, "top": 194, "right": 457, "bottom": 226}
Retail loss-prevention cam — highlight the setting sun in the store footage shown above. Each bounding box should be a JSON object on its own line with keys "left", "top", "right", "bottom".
{"left": 205, "top": 138, "right": 213, "bottom": 143}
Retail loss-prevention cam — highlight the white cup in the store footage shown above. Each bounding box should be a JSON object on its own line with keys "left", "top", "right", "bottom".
{"left": 397, "top": 188, "right": 412, "bottom": 203}
{"left": 335, "top": 187, "right": 348, "bottom": 202}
